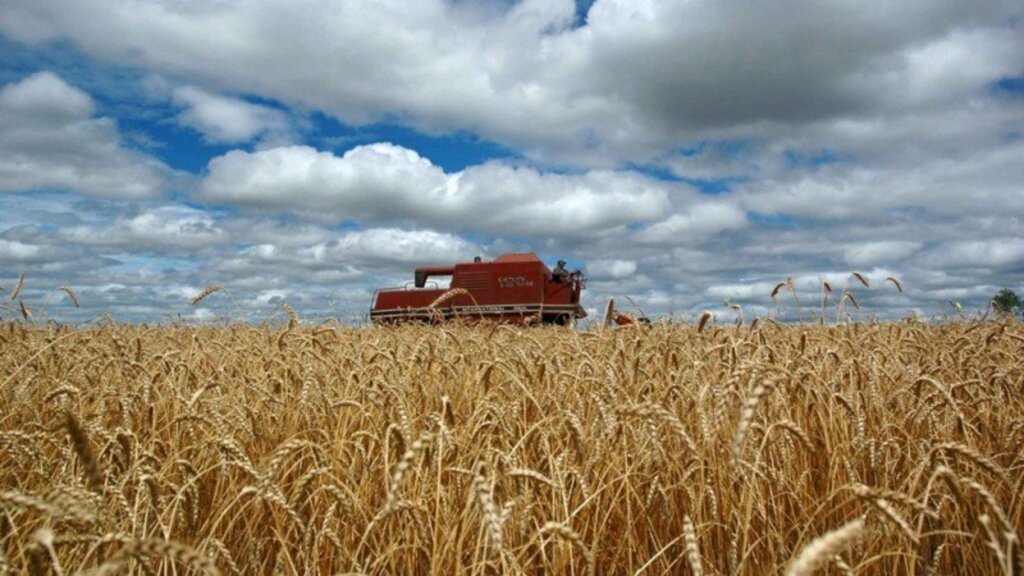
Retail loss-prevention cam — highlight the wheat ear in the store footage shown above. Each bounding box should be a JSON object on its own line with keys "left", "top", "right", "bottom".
{"left": 10, "top": 272, "right": 25, "bottom": 301}
{"left": 698, "top": 311, "right": 712, "bottom": 333}
{"left": 683, "top": 514, "right": 703, "bottom": 576}
{"left": 540, "top": 521, "right": 595, "bottom": 576}
{"left": 786, "top": 519, "right": 865, "bottom": 576}
{"left": 91, "top": 538, "right": 220, "bottom": 575}
{"left": 58, "top": 286, "right": 80, "bottom": 307}
{"left": 428, "top": 288, "right": 469, "bottom": 309}
{"left": 733, "top": 382, "right": 771, "bottom": 466}
{"left": 191, "top": 284, "right": 221, "bottom": 305}
{"left": 885, "top": 276, "right": 903, "bottom": 292}
{"left": 64, "top": 412, "right": 104, "bottom": 494}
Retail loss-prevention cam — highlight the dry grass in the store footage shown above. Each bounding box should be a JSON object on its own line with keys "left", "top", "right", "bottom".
{"left": 0, "top": 319, "right": 1021, "bottom": 574}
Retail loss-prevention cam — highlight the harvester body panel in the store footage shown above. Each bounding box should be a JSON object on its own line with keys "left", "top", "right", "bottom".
{"left": 370, "top": 253, "right": 585, "bottom": 324}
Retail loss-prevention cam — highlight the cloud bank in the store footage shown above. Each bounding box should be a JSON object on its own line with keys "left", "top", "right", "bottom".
{"left": 0, "top": 0, "right": 1020, "bottom": 323}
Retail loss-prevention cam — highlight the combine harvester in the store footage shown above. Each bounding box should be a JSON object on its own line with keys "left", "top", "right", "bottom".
{"left": 370, "top": 253, "right": 586, "bottom": 325}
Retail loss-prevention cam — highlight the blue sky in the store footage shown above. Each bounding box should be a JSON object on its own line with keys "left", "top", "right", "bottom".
{"left": 0, "top": 0, "right": 1022, "bottom": 324}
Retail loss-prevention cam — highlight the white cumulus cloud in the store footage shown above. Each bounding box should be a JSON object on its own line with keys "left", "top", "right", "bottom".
{"left": 5, "top": 0, "right": 1019, "bottom": 163}
{"left": 198, "top": 143, "right": 672, "bottom": 238}
{"left": 0, "top": 72, "right": 170, "bottom": 199}
{"left": 586, "top": 259, "right": 637, "bottom": 280}
{"left": 635, "top": 202, "right": 747, "bottom": 244}
{"left": 844, "top": 241, "right": 922, "bottom": 266}
{"left": 920, "top": 238, "right": 1024, "bottom": 269}
{"left": 307, "top": 228, "right": 481, "bottom": 265}
{"left": 173, "top": 85, "right": 293, "bottom": 144}
{"left": 59, "top": 206, "right": 226, "bottom": 250}
{"left": 0, "top": 238, "right": 43, "bottom": 262}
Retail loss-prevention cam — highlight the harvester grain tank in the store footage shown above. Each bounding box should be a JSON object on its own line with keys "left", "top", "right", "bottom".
{"left": 370, "top": 253, "right": 586, "bottom": 325}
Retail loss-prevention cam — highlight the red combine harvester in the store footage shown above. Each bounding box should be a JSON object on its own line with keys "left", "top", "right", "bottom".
{"left": 370, "top": 253, "right": 586, "bottom": 325}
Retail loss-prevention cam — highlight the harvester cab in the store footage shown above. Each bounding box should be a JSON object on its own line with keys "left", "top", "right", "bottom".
{"left": 370, "top": 253, "right": 586, "bottom": 325}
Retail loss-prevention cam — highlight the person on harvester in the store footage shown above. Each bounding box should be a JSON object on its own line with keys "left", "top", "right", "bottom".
{"left": 552, "top": 260, "right": 570, "bottom": 282}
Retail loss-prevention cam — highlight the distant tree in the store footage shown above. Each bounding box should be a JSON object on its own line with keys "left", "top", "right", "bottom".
{"left": 991, "top": 288, "right": 1022, "bottom": 317}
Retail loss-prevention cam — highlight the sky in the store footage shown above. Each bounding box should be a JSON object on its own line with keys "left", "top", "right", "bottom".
{"left": 0, "top": 0, "right": 1022, "bottom": 324}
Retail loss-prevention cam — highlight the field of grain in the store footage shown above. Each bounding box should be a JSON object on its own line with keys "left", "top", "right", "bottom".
{"left": 0, "top": 320, "right": 1021, "bottom": 574}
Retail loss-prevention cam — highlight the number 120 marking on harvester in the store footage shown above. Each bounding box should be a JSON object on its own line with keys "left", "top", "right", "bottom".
{"left": 498, "top": 276, "right": 534, "bottom": 288}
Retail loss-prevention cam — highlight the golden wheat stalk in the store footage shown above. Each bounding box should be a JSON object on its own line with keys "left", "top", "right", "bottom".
{"left": 474, "top": 464, "right": 504, "bottom": 552}
{"left": 10, "top": 272, "right": 25, "bottom": 301}
{"left": 92, "top": 538, "right": 220, "bottom": 576}
{"left": 697, "top": 311, "right": 712, "bottom": 333}
{"left": 34, "top": 528, "right": 64, "bottom": 576}
{"left": 602, "top": 297, "right": 616, "bottom": 327}
{"left": 683, "top": 514, "right": 703, "bottom": 576}
{"left": 733, "top": 382, "right": 772, "bottom": 466}
{"left": 540, "top": 521, "right": 595, "bottom": 576}
{"left": 0, "top": 490, "right": 64, "bottom": 516}
{"left": 841, "top": 290, "right": 860, "bottom": 310}
{"left": 58, "top": 285, "right": 80, "bottom": 307}
{"left": 64, "top": 412, "right": 104, "bottom": 494}
{"left": 383, "top": 431, "right": 433, "bottom": 514}
{"left": 885, "top": 276, "right": 903, "bottom": 293}
{"left": 428, "top": 288, "right": 469, "bottom": 309}
{"left": 191, "top": 284, "right": 221, "bottom": 305}
{"left": 280, "top": 301, "right": 299, "bottom": 327}
{"left": 786, "top": 519, "right": 865, "bottom": 576}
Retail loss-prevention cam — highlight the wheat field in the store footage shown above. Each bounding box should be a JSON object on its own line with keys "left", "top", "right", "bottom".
{"left": 0, "top": 319, "right": 1021, "bottom": 574}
